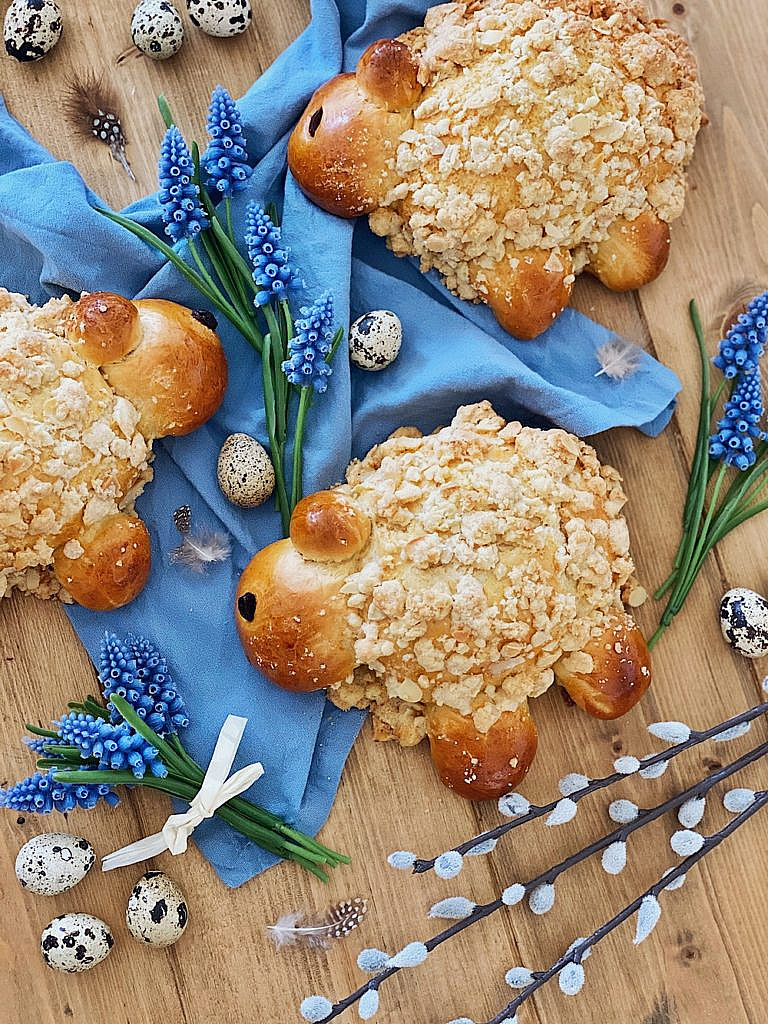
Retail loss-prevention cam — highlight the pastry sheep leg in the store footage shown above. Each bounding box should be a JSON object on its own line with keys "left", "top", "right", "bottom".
{"left": 587, "top": 212, "right": 671, "bottom": 292}
{"left": 554, "top": 614, "right": 652, "bottom": 720}
{"left": 425, "top": 702, "right": 539, "bottom": 801}
{"left": 52, "top": 513, "right": 151, "bottom": 611}
{"left": 471, "top": 247, "right": 574, "bottom": 340}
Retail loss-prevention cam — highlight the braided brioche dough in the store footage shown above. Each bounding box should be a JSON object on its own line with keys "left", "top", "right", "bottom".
{"left": 288, "top": 0, "right": 704, "bottom": 338}
{"left": 0, "top": 288, "right": 226, "bottom": 608}
{"left": 236, "top": 402, "right": 651, "bottom": 799}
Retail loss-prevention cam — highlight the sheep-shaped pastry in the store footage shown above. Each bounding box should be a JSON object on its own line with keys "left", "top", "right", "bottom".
{"left": 236, "top": 402, "right": 651, "bottom": 799}
{"left": 288, "top": 0, "right": 704, "bottom": 339}
{"left": 0, "top": 288, "right": 226, "bottom": 609}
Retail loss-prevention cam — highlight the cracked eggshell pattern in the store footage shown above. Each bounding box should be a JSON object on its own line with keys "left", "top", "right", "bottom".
{"left": 3, "top": 0, "right": 62, "bottom": 62}
{"left": 16, "top": 833, "right": 95, "bottom": 896}
{"left": 217, "top": 432, "right": 276, "bottom": 508}
{"left": 186, "top": 0, "right": 252, "bottom": 37}
{"left": 125, "top": 870, "right": 189, "bottom": 947}
{"left": 349, "top": 310, "right": 402, "bottom": 371}
{"left": 131, "top": 0, "right": 185, "bottom": 60}
{"left": 719, "top": 587, "right": 768, "bottom": 658}
{"left": 41, "top": 914, "right": 114, "bottom": 972}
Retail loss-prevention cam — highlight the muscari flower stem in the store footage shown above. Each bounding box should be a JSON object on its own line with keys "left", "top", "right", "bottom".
{"left": 483, "top": 790, "right": 768, "bottom": 1024}
{"left": 25, "top": 725, "right": 59, "bottom": 738}
{"left": 411, "top": 701, "right": 768, "bottom": 871}
{"left": 316, "top": 741, "right": 768, "bottom": 1023}
{"left": 292, "top": 388, "right": 312, "bottom": 511}
{"left": 262, "top": 333, "right": 292, "bottom": 534}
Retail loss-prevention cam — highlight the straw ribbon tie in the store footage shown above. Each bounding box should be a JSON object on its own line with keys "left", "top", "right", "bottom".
{"left": 102, "top": 715, "right": 263, "bottom": 871}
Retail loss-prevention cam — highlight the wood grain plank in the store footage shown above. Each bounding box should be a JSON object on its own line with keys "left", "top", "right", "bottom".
{"left": 1, "top": 1, "right": 768, "bottom": 1023}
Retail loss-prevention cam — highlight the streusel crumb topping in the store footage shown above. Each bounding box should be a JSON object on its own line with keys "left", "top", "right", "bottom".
{"left": 328, "top": 401, "right": 644, "bottom": 743}
{"left": 368, "top": 0, "right": 704, "bottom": 301}
{"left": 0, "top": 289, "right": 152, "bottom": 601}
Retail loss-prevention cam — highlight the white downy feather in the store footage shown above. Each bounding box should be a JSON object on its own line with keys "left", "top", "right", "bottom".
{"left": 170, "top": 530, "right": 232, "bottom": 572}
{"left": 594, "top": 337, "right": 644, "bottom": 380}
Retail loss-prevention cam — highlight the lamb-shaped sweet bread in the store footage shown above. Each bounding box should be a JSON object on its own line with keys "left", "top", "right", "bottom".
{"left": 288, "top": 0, "right": 705, "bottom": 339}
{"left": 0, "top": 288, "right": 226, "bottom": 610}
{"left": 236, "top": 402, "right": 651, "bottom": 800}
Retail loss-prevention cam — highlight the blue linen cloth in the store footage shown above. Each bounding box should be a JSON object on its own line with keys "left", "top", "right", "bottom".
{"left": 0, "top": 0, "right": 679, "bottom": 887}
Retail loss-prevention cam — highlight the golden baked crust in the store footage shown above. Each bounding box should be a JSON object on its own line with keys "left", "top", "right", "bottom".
{"left": 289, "top": 0, "right": 704, "bottom": 338}
{"left": 0, "top": 288, "right": 227, "bottom": 607}
{"left": 0, "top": 289, "right": 152, "bottom": 601}
{"left": 379, "top": 0, "right": 703, "bottom": 295}
{"left": 328, "top": 401, "right": 645, "bottom": 735}
{"left": 236, "top": 402, "right": 652, "bottom": 798}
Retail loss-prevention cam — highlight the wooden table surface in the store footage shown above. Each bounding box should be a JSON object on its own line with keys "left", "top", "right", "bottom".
{"left": 1, "top": 2, "right": 767, "bottom": 1022}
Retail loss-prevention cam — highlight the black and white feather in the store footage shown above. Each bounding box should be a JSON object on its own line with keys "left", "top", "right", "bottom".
{"left": 594, "top": 336, "right": 644, "bottom": 380}
{"left": 63, "top": 72, "right": 135, "bottom": 181}
{"left": 268, "top": 898, "right": 368, "bottom": 951}
{"left": 170, "top": 505, "right": 231, "bottom": 572}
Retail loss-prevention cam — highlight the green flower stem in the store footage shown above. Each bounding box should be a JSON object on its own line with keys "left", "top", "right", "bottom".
{"left": 225, "top": 197, "right": 235, "bottom": 242}
{"left": 262, "top": 334, "right": 292, "bottom": 534}
{"left": 25, "top": 725, "right": 59, "bottom": 738}
{"left": 164, "top": 735, "right": 346, "bottom": 864}
{"left": 41, "top": 745, "right": 89, "bottom": 761}
{"left": 157, "top": 94, "right": 174, "bottom": 129}
{"left": 50, "top": 769, "right": 329, "bottom": 878}
{"left": 98, "top": 210, "right": 255, "bottom": 344}
{"left": 188, "top": 240, "right": 231, "bottom": 310}
{"left": 292, "top": 387, "right": 312, "bottom": 510}
{"left": 263, "top": 303, "right": 289, "bottom": 443}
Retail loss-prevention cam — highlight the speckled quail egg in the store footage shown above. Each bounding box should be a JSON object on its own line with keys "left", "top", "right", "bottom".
{"left": 16, "top": 833, "right": 95, "bottom": 896}
{"left": 720, "top": 587, "right": 768, "bottom": 658}
{"left": 217, "top": 432, "right": 275, "bottom": 508}
{"left": 3, "top": 0, "right": 62, "bottom": 62}
{"left": 349, "top": 310, "right": 402, "bottom": 371}
{"left": 186, "top": 0, "right": 251, "bottom": 37}
{"left": 126, "top": 870, "right": 188, "bottom": 947}
{"left": 41, "top": 914, "right": 114, "bottom": 973}
{"left": 131, "top": 0, "right": 184, "bottom": 60}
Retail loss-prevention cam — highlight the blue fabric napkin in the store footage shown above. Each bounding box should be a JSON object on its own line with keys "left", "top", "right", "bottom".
{"left": 0, "top": 0, "right": 679, "bottom": 887}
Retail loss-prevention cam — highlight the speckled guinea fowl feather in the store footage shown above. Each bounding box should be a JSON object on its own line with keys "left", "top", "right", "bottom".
{"left": 267, "top": 898, "right": 368, "bottom": 950}
{"left": 62, "top": 72, "right": 135, "bottom": 181}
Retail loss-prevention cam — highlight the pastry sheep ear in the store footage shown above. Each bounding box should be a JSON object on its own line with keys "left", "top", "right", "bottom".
{"left": 290, "top": 491, "right": 371, "bottom": 562}
{"left": 356, "top": 39, "right": 422, "bottom": 111}
{"left": 554, "top": 614, "right": 652, "bottom": 719}
{"left": 65, "top": 292, "right": 141, "bottom": 365}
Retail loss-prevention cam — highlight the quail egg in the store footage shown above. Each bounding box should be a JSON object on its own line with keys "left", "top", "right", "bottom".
{"left": 186, "top": 0, "right": 251, "bottom": 37}
{"left": 41, "top": 913, "right": 114, "bottom": 973}
{"left": 126, "top": 870, "right": 188, "bottom": 947}
{"left": 349, "top": 310, "right": 402, "bottom": 370}
{"left": 3, "top": 0, "right": 62, "bottom": 62}
{"left": 131, "top": 0, "right": 184, "bottom": 60}
{"left": 16, "top": 833, "right": 95, "bottom": 896}
{"left": 719, "top": 587, "right": 768, "bottom": 658}
{"left": 217, "top": 432, "right": 276, "bottom": 508}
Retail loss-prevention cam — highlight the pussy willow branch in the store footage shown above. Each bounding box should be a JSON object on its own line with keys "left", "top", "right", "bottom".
{"left": 313, "top": 738, "right": 768, "bottom": 1023}
{"left": 484, "top": 789, "right": 768, "bottom": 1024}
{"left": 412, "top": 701, "right": 768, "bottom": 872}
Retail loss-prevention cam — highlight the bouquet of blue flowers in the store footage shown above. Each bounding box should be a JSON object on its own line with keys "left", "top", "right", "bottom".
{"left": 651, "top": 291, "right": 768, "bottom": 646}
{"left": 101, "top": 87, "right": 343, "bottom": 535}
{"left": 1, "top": 633, "right": 348, "bottom": 881}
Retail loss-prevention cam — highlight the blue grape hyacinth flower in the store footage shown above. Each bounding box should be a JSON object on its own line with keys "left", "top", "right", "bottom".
{"left": 282, "top": 293, "right": 336, "bottom": 394}
{"left": 0, "top": 772, "right": 119, "bottom": 814}
{"left": 158, "top": 125, "right": 209, "bottom": 243}
{"left": 100, "top": 633, "right": 188, "bottom": 736}
{"left": 709, "top": 370, "right": 765, "bottom": 470}
{"left": 713, "top": 290, "right": 768, "bottom": 379}
{"left": 245, "top": 202, "right": 302, "bottom": 306}
{"left": 202, "top": 85, "right": 253, "bottom": 197}
{"left": 55, "top": 713, "right": 168, "bottom": 780}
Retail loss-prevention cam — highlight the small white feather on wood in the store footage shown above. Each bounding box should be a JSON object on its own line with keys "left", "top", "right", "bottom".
{"left": 594, "top": 336, "right": 645, "bottom": 380}
{"left": 268, "top": 898, "right": 368, "bottom": 951}
{"left": 169, "top": 504, "right": 231, "bottom": 572}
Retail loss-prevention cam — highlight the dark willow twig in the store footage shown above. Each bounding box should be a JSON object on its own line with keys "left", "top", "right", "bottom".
{"left": 483, "top": 790, "right": 768, "bottom": 1024}
{"left": 307, "top": 738, "right": 768, "bottom": 1023}
{"left": 408, "top": 701, "right": 768, "bottom": 872}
